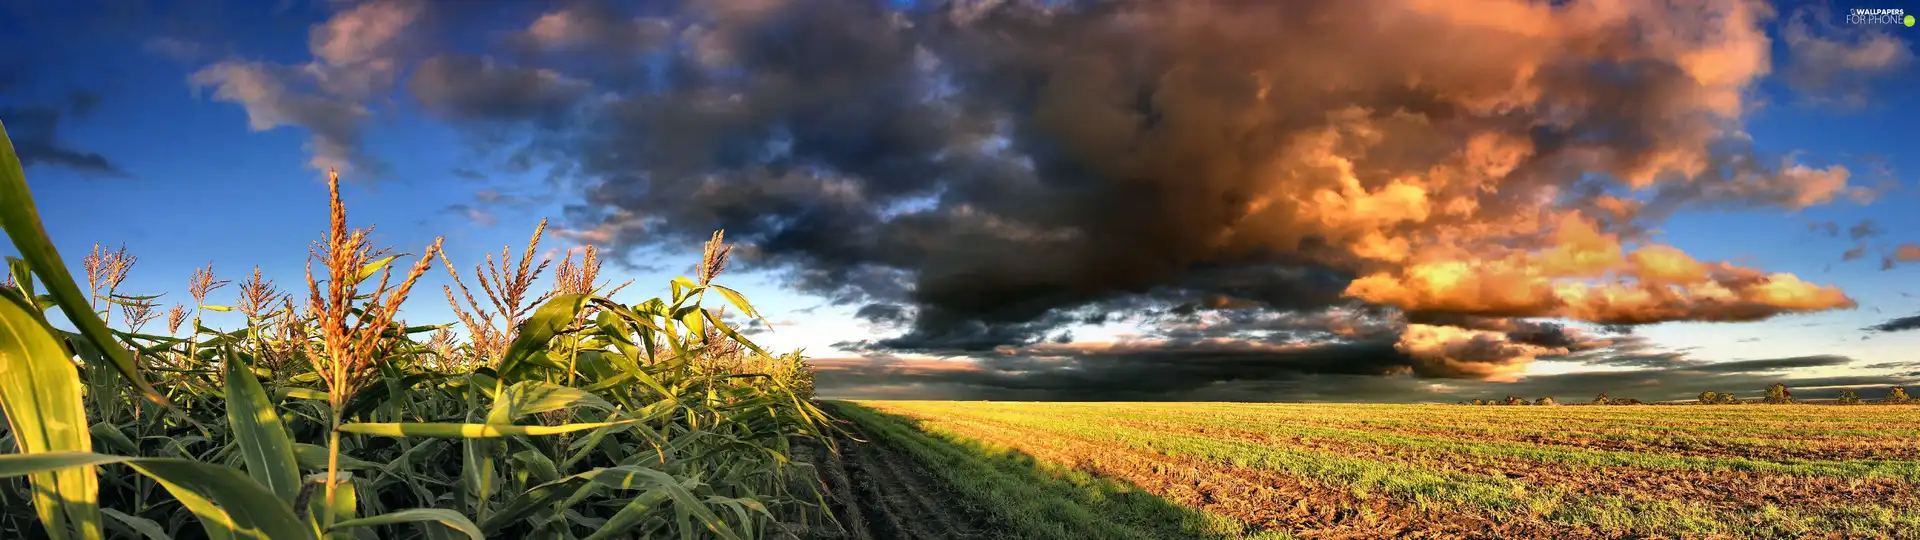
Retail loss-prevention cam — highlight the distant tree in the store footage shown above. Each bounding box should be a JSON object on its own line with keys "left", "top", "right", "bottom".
{"left": 1837, "top": 390, "right": 1862, "bottom": 405}
{"left": 1592, "top": 393, "right": 1610, "bottom": 405}
{"left": 1503, "top": 395, "right": 1526, "bottom": 406}
{"left": 1470, "top": 399, "right": 1487, "bottom": 406}
{"left": 1763, "top": 383, "right": 1793, "bottom": 404}
{"left": 1716, "top": 392, "right": 1742, "bottom": 405}
{"left": 1614, "top": 398, "right": 1645, "bottom": 405}
{"left": 1886, "top": 387, "right": 1912, "bottom": 404}
{"left": 1534, "top": 397, "right": 1556, "bottom": 406}
{"left": 1698, "top": 391, "right": 1718, "bottom": 405}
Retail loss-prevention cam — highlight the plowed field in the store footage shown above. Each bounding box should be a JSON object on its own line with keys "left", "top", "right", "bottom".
{"left": 819, "top": 401, "right": 1920, "bottom": 539}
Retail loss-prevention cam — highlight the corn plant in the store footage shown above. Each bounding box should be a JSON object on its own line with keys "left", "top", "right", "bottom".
{"left": 0, "top": 120, "right": 836, "bottom": 539}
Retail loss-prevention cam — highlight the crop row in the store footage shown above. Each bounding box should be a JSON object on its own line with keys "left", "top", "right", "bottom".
{"left": 857, "top": 401, "right": 1920, "bottom": 538}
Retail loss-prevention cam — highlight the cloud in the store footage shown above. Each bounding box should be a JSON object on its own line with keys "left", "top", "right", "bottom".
{"left": 189, "top": 0, "right": 422, "bottom": 175}
{"left": 452, "top": 167, "right": 487, "bottom": 181}
{"left": 190, "top": 62, "right": 374, "bottom": 173}
{"left": 0, "top": 91, "right": 126, "bottom": 177}
{"left": 1843, "top": 244, "right": 1868, "bottom": 261}
{"left": 0, "top": 62, "right": 123, "bottom": 177}
{"left": 1781, "top": 7, "right": 1915, "bottom": 107}
{"left": 406, "top": 0, "right": 1870, "bottom": 386}
{"left": 1849, "top": 219, "right": 1884, "bottom": 241}
{"left": 409, "top": 55, "right": 591, "bottom": 125}
{"left": 442, "top": 203, "right": 498, "bottom": 227}
{"left": 814, "top": 348, "right": 1907, "bottom": 403}
{"left": 516, "top": 2, "right": 673, "bottom": 54}
{"left": 1867, "top": 314, "right": 1920, "bottom": 333}
{"left": 813, "top": 338, "right": 1422, "bottom": 401}
{"left": 144, "top": 37, "right": 204, "bottom": 62}
{"left": 1681, "top": 355, "right": 1853, "bottom": 373}
{"left": 1885, "top": 243, "right": 1920, "bottom": 270}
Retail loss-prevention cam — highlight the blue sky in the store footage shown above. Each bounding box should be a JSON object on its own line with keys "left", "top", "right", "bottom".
{"left": 4, "top": 0, "right": 1919, "bottom": 402}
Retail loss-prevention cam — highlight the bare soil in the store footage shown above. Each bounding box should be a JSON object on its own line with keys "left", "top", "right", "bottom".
{"left": 796, "top": 418, "right": 1009, "bottom": 540}
{"left": 933, "top": 417, "right": 1580, "bottom": 540}
{"left": 1097, "top": 416, "right": 1920, "bottom": 513}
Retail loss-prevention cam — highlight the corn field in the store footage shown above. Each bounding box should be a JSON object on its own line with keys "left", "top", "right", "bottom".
{"left": 0, "top": 121, "right": 836, "bottom": 539}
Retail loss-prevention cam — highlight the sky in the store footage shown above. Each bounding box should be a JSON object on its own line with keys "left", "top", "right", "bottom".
{"left": 3, "top": 0, "right": 1919, "bottom": 403}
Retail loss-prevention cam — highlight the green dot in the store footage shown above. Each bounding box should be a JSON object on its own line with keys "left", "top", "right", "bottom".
{"left": 1907, "top": 14, "right": 1916, "bottom": 27}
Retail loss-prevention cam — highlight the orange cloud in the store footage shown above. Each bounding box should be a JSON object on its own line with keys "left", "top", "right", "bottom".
{"left": 1896, "top": 244, "right": 1920, "bottom": 262}
{"left": 1345, "top": 214, "right": 1854, "bottom": 324}
{"left": 1395, "top": 324, "right": 1559, "bottom": 382}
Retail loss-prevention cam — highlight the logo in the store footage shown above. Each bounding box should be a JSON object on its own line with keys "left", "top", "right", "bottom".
{"left": 1847, "top": 8, "right": 1908, "bottom": 26}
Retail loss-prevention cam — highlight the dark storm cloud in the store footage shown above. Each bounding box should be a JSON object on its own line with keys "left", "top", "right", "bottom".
{"left": 1551, "top": 335, "right": 1690, "bottom": 369}
{"left": 0, "top": 76, "right": 126, "bottom": 177}
{"left": 410, "top": 54, "right": 590, "bottom": 125}
{"left": 813, "top": 338, "right": 1417, "bottom": 401}
{"left": 0, "top": 105, "right": 124, "bottom": 175}
{"left": 1684, "top": 355, "right": 1853, "bottom": 373}
{"left": 403, "top": 0, "right": 1876, "bottom": 398}
{"left": 814, "top": 349, "right": 1911, "bottom": 403}
{"left": 1867, "top": 314, "right": 1920, "bottom": 333}
{"left": 447, "top": 0, "right": 1852, "bottom": 336}
{"left": 854, "top": 303, "right": 910, "bottom": 326}
{"left": 1401, "top": 312, "right": 1599, "bottom": 350}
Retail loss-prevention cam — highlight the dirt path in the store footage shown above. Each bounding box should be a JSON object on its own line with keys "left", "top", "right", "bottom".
{"left": 800, "top": 418, "right": 1008, "bottom": 540}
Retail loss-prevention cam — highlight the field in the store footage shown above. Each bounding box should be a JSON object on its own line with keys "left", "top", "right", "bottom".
{"left": 820, "top": 401, "right": 1920, "bottom": 539}
{"left": 0, "top": 125, "right": 833, "bottom": 540}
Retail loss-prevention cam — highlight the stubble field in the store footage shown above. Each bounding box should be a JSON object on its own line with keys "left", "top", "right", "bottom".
{"left": 815, "top": 401, "right": 1920, "bottom": 540}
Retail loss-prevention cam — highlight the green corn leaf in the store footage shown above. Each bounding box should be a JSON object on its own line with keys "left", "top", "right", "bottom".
{"left": 88, "top": 422, "right": 139, "bottom": 455}
{"left": 708, "top": 285, "right": 766, "bottom": 327}
{"left": 701, "top": 308, "right": 768, "bottom": 358}
{"left": 477, "top": 476, "right": 591, "bottom": 535}
{"left": 341, "top": 372, "right": 440, "bottom": 420}
{"left": 6, "top": 256, "right": 33, "bottom": 294}
{"left": 279, "top": 388, "right": 331, "bottom": 402}
{"left": 401, "top": 323, "right": 450, "bottom": 334}
{"left": 0, "top": 452, "right": 315, "bottom": 540}
{"left": 0, "top": 120, "right": 173, "bottom": 411}
{"left": 305, "top": 476, "right": 357, "bottom": 534}
{"left": 0, "top": 452, "right": 123, "bottom": 475}
{"left": 580, "top": 488, "right": 672, "bottom": 540}
{"left": 462, "top": 428, "right": 494, "bottom": 524}
{"left": 107, "top": 292, "right": 166, "bottom": 303}
{"left": 224, "top": 352, "right": 301, "bottom": 503}
{"left": 337, "top": 417, "right": 647, "bottom": 438}
{"left": 292, "top": 443, "right": 382, "bottom": 471}
{"left": 330, "top": 508, "right": 481, "bottom": 540}
{"left": 586, "top": 467, "right": 739, "bottom": 540}
{"left": 495, "top": 294, "right": 587, "bottom": 380}
{"left": 3, "top": 257, "right": 51, "bottom": 324}
{"left": 199, "top": 305, "right": 236, "bottom": 312}
{"left": 354, "top": 255, "right": 400, "bottom": 286}
{"left": 509, "top": 450, "right": 559, "bottom": 485}
{"left": 101, "top": 508, "right": 171, "bottom": 540}
{"left": 0, "top": 292, "right": 101, "bottom": 540}
{"left": 669, "top": 277, "right": 696, "bottom": 303}
{"left": 487, "top": 381, "right": 614, "bottom": 424}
